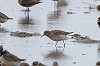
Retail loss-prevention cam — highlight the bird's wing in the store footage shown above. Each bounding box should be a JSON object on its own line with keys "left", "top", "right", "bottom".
{"left": 51, "top": 30, "right": 72, "bottom": 35}
{"left": 28, "top": 0, "right": 41, "bottom": 5}
{"left": 3, "top": 51, "right": 24, "bottom": 62}
{"left": 0, "top": 12, "right": 9, "bottom": 19}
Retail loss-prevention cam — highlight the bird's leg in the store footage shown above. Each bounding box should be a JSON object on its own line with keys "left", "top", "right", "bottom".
{"left": 27, "top": 11, "right": 29, "bottom": 22}
{"left": 27, "top": 8, "right": 29, "bottom": 11}
{"left": 25, "top": 7, "right": 29, "bottom": 16}
{"left": 26, "top": 7, "right": 30, "bottom": 11}
{"left": 55, "top": 41, "right": 58, "bottom": 47}
{"left": 26, "top": 7, "right": 28, "bottom": 11}
{"left": 62, "top": 40, "right": 65, "bottom": 48}
{"left": 55, "top": 46, "right": 58, "bottom": 52}
{"left": 25, "top": 11, "right": 29, "bottom": 22}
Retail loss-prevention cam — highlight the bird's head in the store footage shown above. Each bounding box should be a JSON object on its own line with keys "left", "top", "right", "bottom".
{"left": 41, "top": 30, "right": 50, "bottom": 37}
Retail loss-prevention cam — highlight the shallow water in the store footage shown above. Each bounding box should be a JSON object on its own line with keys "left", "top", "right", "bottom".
{"left": 0, "top": 0, "right": 100, "bottom": 66}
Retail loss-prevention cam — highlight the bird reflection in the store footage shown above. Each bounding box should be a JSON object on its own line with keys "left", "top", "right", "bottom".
{"left": 18, "top": 18, "right": 37, "bottom": 31}
{"left": 97, "top": 43, "right": 100, "bottom": 53}
{"left": 48, "top": 0, "right": 68, "bottom": 21}
{"left": 97, "top": 43, "right": 100, "bottom": 60}
{"left": 47, "top": 0, "right": 62, "bottom": 21}
{"left": 44, "top": 47, "right": 66, "bottom": 60}
{"left": 19, "top": 11, "right": 34, "bottom": 24}
{"left": 0, "top": 27, "right": 8, "bottom": 33}
{"left": 53, "top": 0, "right": 68, "bottom": 9}
{"left": 82, "top": 2, "right": 100, "bottom": 12}
{"left": 47, "top": 11, "right": 61, "bottom": 21}
{"left": 18, "top": 11, "right": 37, "bottom": 31}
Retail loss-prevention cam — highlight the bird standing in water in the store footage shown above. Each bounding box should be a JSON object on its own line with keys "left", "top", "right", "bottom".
{"left": 41, "top": 30, "right": 73, "bottom": 47}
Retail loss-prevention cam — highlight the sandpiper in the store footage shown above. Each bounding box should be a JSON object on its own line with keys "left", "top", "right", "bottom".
{"left": 70, "top": 34, "right": 90, "bottom": 40}
{"left": 41, "top": 30, "right": 73, "bottom": 47}
{"left": 18, "top": 0, "right": 42, "bottom": 11}
{"left": 0, "top": 49, "right": 25, "bottom": 66}
{"left": 70, "top": 34, "right": 99, "bottom": 43}
{"left": 0, "top": 12, "right": 13, "bottom": 23}
{"left": 53, "top": 61, "right": 59, "bottom": 66}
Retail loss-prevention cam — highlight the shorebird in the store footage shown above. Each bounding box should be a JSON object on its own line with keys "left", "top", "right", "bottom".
{"left": 53, "top": 61, "right": 59, "bottom": 66}
{"left": 70, "top": 34, "right": 100, "bottom": 43}
{"left": 0, "top": 49, "right": 25, "bottom": 66}
{"left": 41, "top": 30, "right": 73, "bottom": 47}
{"left": 70, "top": 34, "right": 90, "bottom": 40}
{"left": 18, "top": 0, "right": 42, "bottom": 11}
{"left": 0, "top": 12, "right": 13, "bottom": 23}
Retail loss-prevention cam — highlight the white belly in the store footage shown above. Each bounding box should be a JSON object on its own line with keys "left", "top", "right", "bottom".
{"left": 49, "top": 35, "right": 67, "bottom": 41}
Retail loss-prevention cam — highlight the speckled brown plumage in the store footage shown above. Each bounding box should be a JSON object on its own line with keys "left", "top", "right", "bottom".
{"left": 0, "top": 12, "right": 12, "bottom": 19}
{"left": 42, "top": 30, "right": 73, "bottom": 47}
{"left": 18, "top": 0, "right": 42, "bottom": 7}
{"left": 2, "top": 50, "right": 25, "bottom": 62}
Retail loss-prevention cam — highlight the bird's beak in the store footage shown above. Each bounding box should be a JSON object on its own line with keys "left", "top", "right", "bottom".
{"left": 41, "top": 34, "right": 44, "bottom": 37}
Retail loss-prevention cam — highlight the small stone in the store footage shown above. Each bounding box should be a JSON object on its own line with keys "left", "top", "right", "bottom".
{"left": 82, "top": 54, "right": 86, "bottom": 55}
{"left": 73, "top": 62, "right": 76, "bottom": 64}
{"left": 53, "top": 61, "right": 59, "bottom": 66}
{"left": 32, "top": 61, "right": 39, "bottom": 66}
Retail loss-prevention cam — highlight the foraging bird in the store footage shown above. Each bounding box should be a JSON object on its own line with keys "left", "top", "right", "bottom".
{"left": 18, "top": 0, "right": 42, "bottom": 11}
{"left": 70, "top": 34, "right": 99, "bottom": 43}
{"left": 41, "top": 30, "right": 73, "bottom": 47}
{"left": 0, "top": 50, "right": 25, "bottom": 66}
{"left": 0, "top": 12, "right": 13, "bottom": 23}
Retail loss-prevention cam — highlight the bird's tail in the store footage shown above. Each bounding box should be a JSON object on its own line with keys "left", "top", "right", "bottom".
{"left": 37, "top": 1, "right": 43, "bottom": 3}
{"left": 8, "top": 18, "right": 13, "bottom": 20}
{"left": 19, "top": 59, "right": 26, "bottom": 61}
{"left": 69, "top": 32, "right": 73, "bottom": 34}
